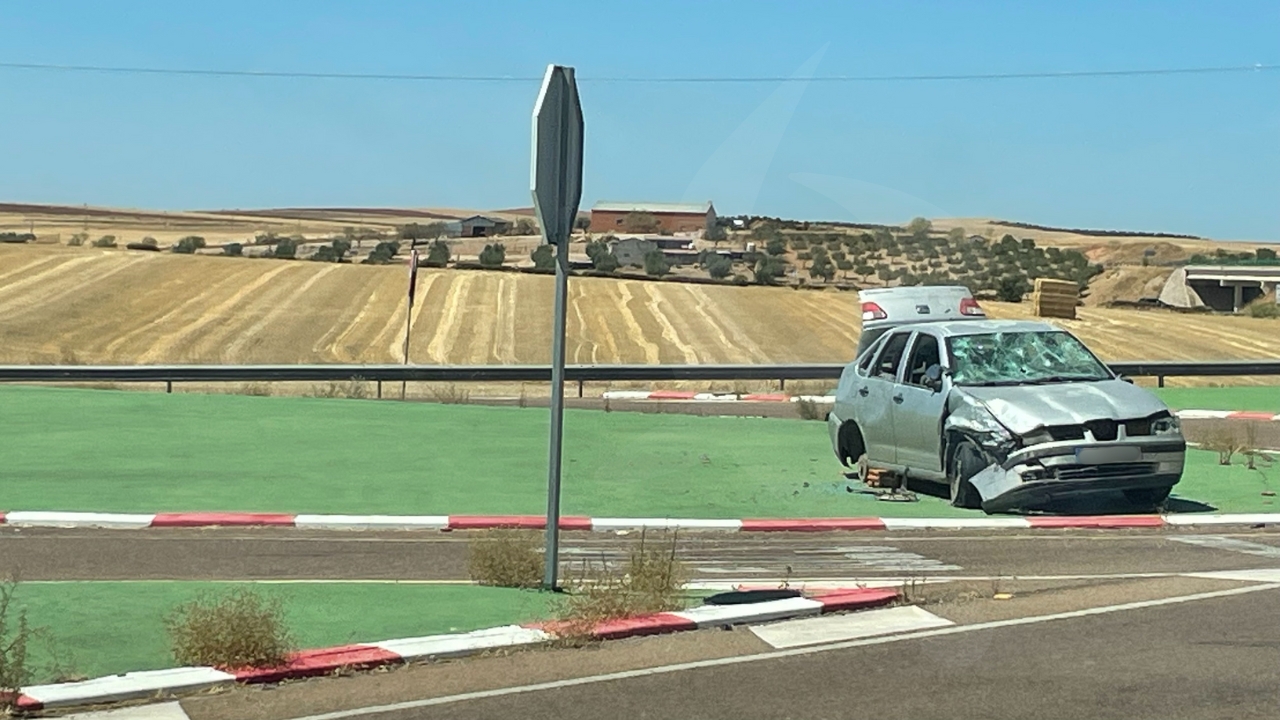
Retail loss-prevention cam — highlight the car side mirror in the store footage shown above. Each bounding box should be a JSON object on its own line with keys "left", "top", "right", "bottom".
{"left": 1118, "top": 375, "right": 1134, "bottom": 384}
{"left": 924, "top": 364, "right": 944, "bottom": 393}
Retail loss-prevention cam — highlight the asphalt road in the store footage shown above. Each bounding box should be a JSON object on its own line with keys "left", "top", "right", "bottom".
{"left": 382, "top": 585, "right": 1280, "bottom": 720}
{"left": 6, "top": 527, "right": 1280, "bottom": 583}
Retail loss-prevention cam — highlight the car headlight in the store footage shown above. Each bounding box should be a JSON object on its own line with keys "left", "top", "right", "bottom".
{"left": 1151, "top": 415, "right": 1181, "bottom": 436}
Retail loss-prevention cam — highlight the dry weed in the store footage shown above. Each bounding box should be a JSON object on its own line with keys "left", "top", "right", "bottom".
{"left": 795, "top": 398, "right": 827, "bottom": 421}
{"left": 468, "top": 530, "right": 544, "bottom": 589}
{"left": 235, "top": 382, "right": 272, "bottom": 397}
{"left": 429, "top": 384, "right": 471, "bottom": 405}
{"left": 165, "top": 588, "right": 294, "bottom": 669}
{"left": 554, "top": 531, "right": 688, "bottom": 644}
{"left": 0, "top": 578, "right": 32, "bottom": 711}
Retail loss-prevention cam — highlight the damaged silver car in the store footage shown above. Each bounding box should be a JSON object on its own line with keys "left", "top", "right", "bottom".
{"left": 829, "top": 319, "right": 1186, "bottom": 512}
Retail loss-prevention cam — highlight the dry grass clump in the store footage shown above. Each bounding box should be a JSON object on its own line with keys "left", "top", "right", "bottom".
{"left": 555, "top": 531, "right": 688, "bottom": 644}
{"left": 165, "top": 588, "right": 294, "bottom": 669}
{"left": 468, "top": 530, "right": 544, "bottom": 589}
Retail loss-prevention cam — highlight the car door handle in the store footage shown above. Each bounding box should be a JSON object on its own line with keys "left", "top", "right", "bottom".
{"left": 858, "top": 387, "right": 869, "bottom": 397}
{"left": 892, "top": 393, "right": 904, "bottom": 404}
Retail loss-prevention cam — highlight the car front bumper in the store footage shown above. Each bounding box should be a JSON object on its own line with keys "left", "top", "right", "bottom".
{"left": 968, "top": 437, "right": 1186, "bottom": 513}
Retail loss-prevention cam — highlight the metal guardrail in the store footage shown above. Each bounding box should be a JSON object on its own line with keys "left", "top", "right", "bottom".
{"left": 1, "top": 360, "right": 1279, "bottom": 391}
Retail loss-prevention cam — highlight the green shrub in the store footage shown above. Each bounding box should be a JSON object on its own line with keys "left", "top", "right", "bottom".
{"left": 996, "top": 275, "right": 1030, "bottom": 302}
{"left": 1249, "top": 301, "right": 1280, "bottom": 319}
{"left": 165, "top": 588, "right": 294, "bottom": 669}
{"left": 172, "top": 236, "right": 206, "bottom": 254}
{"left": 425, "top": 239, "right": 451, "bottom": 267}
{"left": 271, "top": 237, "right": 300, "bottom": 259}
{"left": 643, "top": 249, "right": 670, "bottom": 277}
{"left": 479, "top": 243, "right": 507, "bottom": 268}
{"left": 223, "top": 242, "right": 243, "bottom": 256}
{"left": 706, "top": 254, "right": 732, "bottom": 279}
{"left": 531, "top": 244, "right": 555, "bottom": 269}
{"left": 92, "top": 235, "right": 117, "bottom": 248}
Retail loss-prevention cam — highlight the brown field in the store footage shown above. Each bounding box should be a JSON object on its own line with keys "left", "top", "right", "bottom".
{"left": 3, "top": 243, "right": 1279, "bottom": 388}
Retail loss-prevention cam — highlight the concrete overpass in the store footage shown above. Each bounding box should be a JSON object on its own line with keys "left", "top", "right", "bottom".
{"left": 1159, "top": 265, "right": 1280, "bottom": 312}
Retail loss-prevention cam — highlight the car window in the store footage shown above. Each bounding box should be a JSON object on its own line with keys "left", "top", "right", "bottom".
{"left": 856, "top": 334, "right": 888, "bottom": 375}
{"left": 946, "top": 330, "right": 1112, "bottom": 386}
{"left": 855, "top": 326, "right": 889, "bottom": 359}
{"left": 873, "top": 332, "right": 911, "bottom": 381}
{"left": 905, "top": 334, "right": 942, "bottom": 387}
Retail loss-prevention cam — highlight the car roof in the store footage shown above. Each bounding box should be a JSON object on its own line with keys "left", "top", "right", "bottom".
{"left": 891, "top": 319, "right": 1061, "bottom": 338}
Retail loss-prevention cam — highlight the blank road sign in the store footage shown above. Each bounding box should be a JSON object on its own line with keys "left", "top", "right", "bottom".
{"left": 531, "top": 65, "right": 584, "bottom": 246}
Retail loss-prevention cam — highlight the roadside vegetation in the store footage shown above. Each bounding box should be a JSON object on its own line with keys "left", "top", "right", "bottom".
{"left": 165, "top": 588, "right": 294, "bottom": 669}
{"left": 555, "top": 530, "right": 688, "bottom": 643}
{"left": 468, "top": 530, "right": 545, "bottom": 589}
{"left": 0, "top": 578, "right": 32, "bottom": 710}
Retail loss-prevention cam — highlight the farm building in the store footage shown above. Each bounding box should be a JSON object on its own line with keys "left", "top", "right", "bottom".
{"left": 1159, "top": 265, "right": 1280, "bottom": 312}
{"left": 589, "top": 201, "right": 716, "bottom": 235}
{"left": 608, "top": 235, "right": 698, "bottom": 267}
{"left": 457, "top": 215, "right": 512, "bottom": 237}
{"left": 609, "top": 237, "right": 656, "bottom": 267}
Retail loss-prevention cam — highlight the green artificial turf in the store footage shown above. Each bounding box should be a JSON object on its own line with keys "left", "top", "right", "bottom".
{"left": 13, "top": 582, "right": 554, "bottom": 684}
{"left": 0, "top": 385, "right": 1275, "bottom": 519}
{"left": 0, "top": 385, "right": 974, "bottom": 518}
{"left": 1154, "top": 386, "right": 1280, "bottom": 413}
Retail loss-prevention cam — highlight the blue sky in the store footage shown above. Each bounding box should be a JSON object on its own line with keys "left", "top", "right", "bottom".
{"left": 1, "top": 1, "right": 1277, "bottom": 239}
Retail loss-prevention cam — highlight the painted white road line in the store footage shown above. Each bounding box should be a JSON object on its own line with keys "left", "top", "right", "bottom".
{"left": 281, "top": 583, "right": 1280, "bottom": 720}
{"left": 1170, "top": 534, "right": 1280, "bottom": 559}
{"left": 62, "top": 701, "right": 190, "bottom": 719}
{"left": 749, "top": 605, "right": 954, "bottom": 649}
{"left": 1184, "top": 568, "right": 1280, "bottom": 583}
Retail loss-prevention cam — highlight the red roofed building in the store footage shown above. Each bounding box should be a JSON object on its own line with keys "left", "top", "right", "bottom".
{"left": 588, "top": 201, "right": 716, "bottom": 236}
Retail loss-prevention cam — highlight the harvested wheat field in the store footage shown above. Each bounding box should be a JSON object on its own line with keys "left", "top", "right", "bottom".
{"left": 2, "top": 244, "right": 1279, "bottom": 385}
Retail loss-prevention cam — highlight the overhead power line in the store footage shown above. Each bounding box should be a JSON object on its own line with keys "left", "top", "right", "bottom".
{"left": 0, "top": 60, "right": 1277, "bottom": 83}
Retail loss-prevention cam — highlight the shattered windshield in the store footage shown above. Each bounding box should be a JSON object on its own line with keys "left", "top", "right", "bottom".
{"left": 946, "top": 331, "right": 1111, "bottom": 386}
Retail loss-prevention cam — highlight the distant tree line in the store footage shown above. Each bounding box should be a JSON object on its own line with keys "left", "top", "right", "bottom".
{"left": 1188, "top": 248, "right": 1279, "bottom": 266}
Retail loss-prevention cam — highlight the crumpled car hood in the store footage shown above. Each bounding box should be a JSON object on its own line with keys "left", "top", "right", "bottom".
{"left": 956, "top": 380, "right": 1169, "bottom": 435}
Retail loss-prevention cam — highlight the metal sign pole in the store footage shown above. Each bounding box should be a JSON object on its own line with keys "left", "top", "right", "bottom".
{"left": 402, "top": 249, "right": 418, "bottom": 400}
{"left": 544, "top": 236, "right": 569, "bottom": 589}
{"left": 531, "top": 64, "right": 583, "bottom": 591}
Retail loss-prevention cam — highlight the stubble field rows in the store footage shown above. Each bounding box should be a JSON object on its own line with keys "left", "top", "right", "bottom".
{"left": 3, "top": 244, "right": 1279, "bottom": 382}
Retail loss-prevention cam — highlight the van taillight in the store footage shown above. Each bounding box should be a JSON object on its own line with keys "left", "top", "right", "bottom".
{"left": 959, "top": 297, "right": 984, "bottom": 316}
{"left": 861, "top": 302, "right": 888, "bottom": 321}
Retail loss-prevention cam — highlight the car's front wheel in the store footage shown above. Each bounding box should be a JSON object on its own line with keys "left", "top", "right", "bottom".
{"left": 948, "top": 439, "right": 987, "bottom": 510}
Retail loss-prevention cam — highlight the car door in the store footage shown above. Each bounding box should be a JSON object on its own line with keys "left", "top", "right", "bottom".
{"left": 892, "top": 331, "right": 948, "bottom": 475}
{"left": 856, "top": 330, "right": 912, "bottom": 466}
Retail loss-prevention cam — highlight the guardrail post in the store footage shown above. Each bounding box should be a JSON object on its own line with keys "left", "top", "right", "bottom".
{"left": 165, "top": 380, "right": 172, "bottom": 394}
{"left": 577, "top": 379, "right": 584, "bottom": 398}
{"left": 779, "top": 378, "right": 786, "bottom": 392}
{"left": 1157, "top": 375, "right": 1165, "bottom": 388}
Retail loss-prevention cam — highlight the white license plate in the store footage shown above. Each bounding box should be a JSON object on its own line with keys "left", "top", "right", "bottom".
{"left": 1074, "top": 446, "right": 1142, "bottom": 464}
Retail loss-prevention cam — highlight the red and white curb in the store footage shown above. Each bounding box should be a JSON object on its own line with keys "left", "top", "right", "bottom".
{"left": 602, "top": 390, "right": 834, "bottom": 404}
{"left": 5, "top": 511, "right": 1280, "bottom": 532}
{"left": 598, "top": 394, "right": 1280, "bottom": 421}
{"left": 15, "top": 588, "right": 896, "bottom": 711}
{"left": 1175, "top": 409, "right": 1280, "bottom": 421}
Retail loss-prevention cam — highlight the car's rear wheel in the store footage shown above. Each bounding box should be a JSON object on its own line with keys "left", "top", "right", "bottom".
{"left": 1123, "top": 487, "right": 1171, "bottom": 509}
{"left": 949, "top": 440, "right": 986, "bottom": 510}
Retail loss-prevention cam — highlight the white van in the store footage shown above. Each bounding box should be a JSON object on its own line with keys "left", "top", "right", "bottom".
{"left": 856, "top": 286, "right": 986, "bottom": 358}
